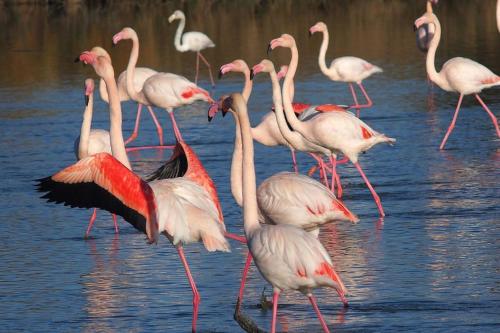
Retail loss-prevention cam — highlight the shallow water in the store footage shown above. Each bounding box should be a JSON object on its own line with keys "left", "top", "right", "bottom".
{"left": 1, "top": 1, "right": 499, "bottom": 332}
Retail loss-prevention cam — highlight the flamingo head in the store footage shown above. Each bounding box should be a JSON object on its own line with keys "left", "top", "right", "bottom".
{"left": 168, "top": 10, "right": 185, "bottom": 23}
{"left": 84, "top": 78, "right": 95, "bottom": 106}
{"left": 218, "top": 59, "right": 249, "bottom": 79}
{"left": 207, "top": 95, "right": 233, "bottom": 121}
{"left": 250, "top": 59, "right": 275, "bottom": 80}
{"left": 78, "top": 51, "right": 115, "bottom": 81}
{"left": 309, "top": 21, "right": 327, "bottom": 36}
{"left": 112, "top": 27, "right": 136, "bottom": 45}
{"left": 277, "top": 65, "right": 288, "bottom": 80}
{"left": 90, "top": 46, "right": 112, "bottom": 63}
{"left": 267, "top": 34, "right": 296, "bottom": 54}
{"left": 414, "top": 12, "right": 436, "bottom": 31}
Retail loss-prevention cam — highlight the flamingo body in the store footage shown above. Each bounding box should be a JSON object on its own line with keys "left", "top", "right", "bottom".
{"left": 74, "top": 129, "right": 111, "bottom": 159}
{"left": 326, "top": 56, "right": 382, "bottom": 84}
{"left": 179, "top": 31, "right": 215, "bottom": 52}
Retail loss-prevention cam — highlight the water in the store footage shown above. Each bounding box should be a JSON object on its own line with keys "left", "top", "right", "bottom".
{"left": 1, "top": 1, "right": 499, "bottom": 332}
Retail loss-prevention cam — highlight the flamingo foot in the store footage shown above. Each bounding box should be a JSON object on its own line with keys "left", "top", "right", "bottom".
{"left": 84, "top": 208, "right": 98, "bottom": 239}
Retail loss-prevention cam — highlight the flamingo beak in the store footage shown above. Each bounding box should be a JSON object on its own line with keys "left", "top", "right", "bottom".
{"left": 249, "top": 69, "right": 255, "bottom": 80}
{"left": 74, "top": 56, "right": 80, "bottom": 63}
{"left": 207, "top": 102, "right": 219, "bottom": 122}
{"left": 267, "top": 44, "right": 272, "bottom": 55}
{"left": 218, "top": 69, "right": 224, "bottom": 79}
{"left": 85, "top": 95, "right": 89, "bottom": 106}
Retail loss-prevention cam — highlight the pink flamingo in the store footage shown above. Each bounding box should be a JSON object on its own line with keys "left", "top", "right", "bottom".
{"left": 270, "top": 34, "right": 396, "bottom": 217}
{"left": 309, "top": 21, "right": 382, "bottom": 117}
{"left": 169, "top": 10, "right": 216, "bottom": 87}
{"left": 414, "top": 12, "right": 500, "bottom": 150}
{"left": 227, "top": 92, "right": 349, "bottom": 333}
{"left": 416, "top": 0, "right": 439, "bottom": 53}
{"left": 113, "top": 27, "right": 215, "bottom": 144}
{"left": 39, "top": 52, "right": 231, "bottom": 333}
{"left": 215, "top": 73, "right": 358, "bottom": 306}
{"left": 73, "top": 78, "right": 118, "bottom": 237}
{"left": 89, "top": 46, "right": 164, "bottom": 146}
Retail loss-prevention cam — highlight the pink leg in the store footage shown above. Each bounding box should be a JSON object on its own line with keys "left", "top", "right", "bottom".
{"left": 291, "top": 149, "right": 298, "bottom": 173}
{"left": 146, "top": 106, "right": 164, "bottom": 145}
{"left": 237, "top": 252, "right": 253, "bottom": 306}
{"left": 349, "top": 83, "right": 361, "bottom": 117}
{"left": 124, "top": 104, "right": 143, "bottom": 145}
{"left": 195, "top": 52, "right": 200, "bottom": 85}
{"left": 168, "top": 111, "right": 184, "bottom": 142}
{"left": 439, "top": 94, "right": 463, "bottom": 150}
{"left": 271, "top": 291, "right": 280, "bottom": 333}
{"left": 308, "top": 295, "right": 331, "bottom": 333}
{"left": 112, "top": 214, "right": 118, "bottom": 233}
{"left": 329, "top": 156, "right": 343, "bottom": 198}
{"left": 475, "top": 94, "right": 500, "bottom": 138}
{"left": 354, "top": 162, "right": 385, "bottom": 217}
{"left": 198, "top": 52, "right": 215, "bottom": 87}
{"left": 349, "top": 83, "right": 374, "bottom": 117}
{"left": 85, "top": 208, "right": 98, "bottom": 238}
{"left": 224, "top": 232, "right": 246, "bottom": 243}
{"left": 177, "top": 246, "right": 200, "bottom": 333}
{"left": 309, "top": 153, "right": 329, "bottom": 187}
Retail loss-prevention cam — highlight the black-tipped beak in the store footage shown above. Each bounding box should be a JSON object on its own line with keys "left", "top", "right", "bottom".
{"left": 208, "top": 114, "right": 213, "bottom": 122}
{"left": 74, "top": 56, "right": 80, "bottom": 63}
{"left": 267, "top": 44, "right": 272, "bottom": 55}
{"left": 309, "top": 31, "right": 313, "bottom": 37}
{"left": 413, "top": 24, "right": 417, "bottom": 32}
{"left": 85, "top": 95, "right": 89, "bottom": 106}
{"left": 222, "top": 109, "right": 228, "bottom": 117}
{"left": 250, "top": 69, "right": 255, "bottom": 80}
{"left": 218, "top": 70, "right": 224, "bottom": 79}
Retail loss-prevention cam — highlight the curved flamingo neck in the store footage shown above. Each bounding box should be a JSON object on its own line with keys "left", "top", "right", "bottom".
{"left": 98, "top": 79, "right": 109, "bottom": 103}
{"left": 426, "top": 15, "right": 445, "bottom": 88}
{"left": 318, "top": 29, "right": 334, "bottom": 77}
{"left": 234, "top": 94, "right": 260, "bottom": 236}
{"left": 173, "top": 16, "right": 189, "bottom": 52}
{"left": 282, "top": 43, "right": 306, "bottom": 134}
{"left": 102, "top": 67, "right": 131, "bottom": 170}
{"left": 241, "top": 68, "right": 253, "bottom": 102}
{"left": 228, "top": 111, "right": 244, "bottom": 207}
{"left": 78, "top": 91, "right": 93, "bottom": 159}
{"left": 426, "top": 0, "right": 433, "bottom": 13}
{"left": 125, "top": 33, "right": 145, "bottom": 103}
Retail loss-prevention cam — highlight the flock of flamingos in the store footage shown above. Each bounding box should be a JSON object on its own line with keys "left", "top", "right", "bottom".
{"left": 37, "top": 1, "right": 500, "bottom": 332}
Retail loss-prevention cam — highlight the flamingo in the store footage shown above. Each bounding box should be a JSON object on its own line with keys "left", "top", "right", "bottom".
{"left": 215, "top": 79, "right": 358, "bottom": 307}
{"left": 416, "top": 0, "right": 439, "bottom": 53}
{"left": 89, "top": 46, "right": 163, "bottom": 146}
{"left": 169, "top": 10, "right": 216, "bottom": 87}
{"left": 497, "top": 0, "right": 500, "bottom": 33}
{"left": 414, "top": 12, "right": 500, "bottom": 150}
{"left": 73, "top": 78, "right": 119, "bottom": 237}
{"left": 226, "top": 92, "right": 349, "bottom": 333}
{"left": 215, "top": 59, "right": 300, "bottom": 172}
{"left": 113, "top": 27, "right": 215, "bottom": 144}
{"left": 270, "top": 34, "right": 396, "bottom": 217}
{"left": 309, "top": 21, "right": 382, "bottom": 117}
{"left": 38, "top": 51, "right": 231, "bottom": 333}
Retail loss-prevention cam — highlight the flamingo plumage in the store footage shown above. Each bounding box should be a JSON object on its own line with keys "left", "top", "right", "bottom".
{"left": 227, "top": 92, "right": 348, "bottom": 333}
{"left": 113, "top": 27, "right": 215, "bottom": 144}
{"left": 38, "top": 52, "right": 231, "bottom": 333}
{"left": 414, "top": 12, "right": 500, "bottom": 149}
{"left": 270, "top": 34, "right": 396, "bottom": 217}
{"left": 309, "top": 21, "right": 382, "bottom": 117}
{"left": 169, "top": 10, "right": 216, "bottom": 87}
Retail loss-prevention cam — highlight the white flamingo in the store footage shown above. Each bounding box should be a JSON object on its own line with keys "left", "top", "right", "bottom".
{"left": 227, "top": 92, "right": 348, "bottom": 333}
{"left": 89, "top": 46, "right": 163, "bottom": 146}
{"left": 270, "top": 34, "right": 396, "bottom": 217}
{"left": 39, "top": 51, "right": 230, "bottom": 333}
{"left": 169, "top": 10, "right": 216, "bottom": 87}
{"left": 309, "top": 21, "right": 382, "bottom": 117}
{"left": 414, "top": 12, "right": 500, "bottom": 149}
{"left": 113, "top": 27, "right": 214, "bottom": 143}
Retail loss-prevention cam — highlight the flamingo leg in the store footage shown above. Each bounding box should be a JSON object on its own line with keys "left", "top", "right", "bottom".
{"left": 475, "top": 94, "right": 500, "bottom": 138}
{"left": 198, "top": 52, "right": 215, "bottom": 87}
{"left": 168, "top": 111, "right": 184, "bottom": 142}
{"left": 195, "top": 52, "right": 200, "bottom": 85}
{"left": 348, "top": 83, "right": 361, "bottom": 117}
{"left": 177, "top": 245, "right": 200, "bottom": 333}
{"left": 85, "top": 208, "right": 98, "bottom": 238}
{"left": 308, "top": 295, "right": 331, "bottom": 333}
{"left": 124, "top": 104, "right": 142, "bottom": 145}
{"left": 237, "top": 252, "right": 253, "bottom": 307}
{"left": 354, "top": 162, "right": 385, "bottom": 217}
{"left": 309, "top": 153, "right": 329, "bottom": 187}
{"left": 224, "top": 232, "right": 247, "bottom": 243}
{"left": 439, "top": 94, "right": 463, "bottom": 150}
{"left": 271, "top": 291, "right": 280, "bottom": 333}
{"left": 112, "top": 214, "right": 118, "bottom": 233}
{"left": 146, "top": 106, "right": 164, "bottom": 145}
{"left": 329, "top": 156, "right": 343, "bottom": 198}
{"left": 291, "top": 149, "right": 298, "bottom": 173}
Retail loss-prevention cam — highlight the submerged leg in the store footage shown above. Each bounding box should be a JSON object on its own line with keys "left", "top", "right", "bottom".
{"left": 124, "top": 104, "right": 143, "bottom": 145}
{"left": 177, "top": 245, "right": 200, "bottom": 333}
{"left": 84, "top": 208, "right": 98, "bottom": 238}
{"left": 475, "top": 94, "right": 500, "bottom": 138}
{"left": 291, "top": 149, "right": 298, "bottom": 173}
{"left": 271, "top": 292, "right": 280, "bottom": 333}
{"left": 146, "top": 106, "right": 164, "bottom": 145}
{"left": 354, "top": 162, "right": 385, "bottom": 217}
{"left": 237, "top": 252, "right": 253, "bottom": 309}
{"left": 198, "top": 52, "right": 215, "bottom": 87}
{"left": 439, "top": 94, "right": 463, "bottom": 150}
{"left": 308, "top": 295, "right": 331, "bottom": 333}
{"left": 112, "top": 214, "right": 118, "bottom": 233}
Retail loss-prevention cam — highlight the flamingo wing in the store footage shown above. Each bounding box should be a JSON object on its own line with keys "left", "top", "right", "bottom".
{"left": 182, "top": 31, "right": 215, "bottom": 51}
{"left": 36, "top": 152, "right": 158, "bottom": 242}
